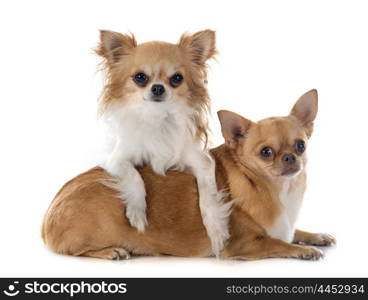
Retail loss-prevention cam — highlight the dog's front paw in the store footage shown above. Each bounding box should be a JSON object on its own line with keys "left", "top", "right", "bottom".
{"left": 108, "top": 176, "right": 148, "bottom": 232}
{"left": 201, "top": 193, "right": 232, "bottom": 257}
{"left": 126, "top": 204, "right": 148, "bottom": 232}
{"left": 309, "top": 233, "right": 336, "bottom": 246}
{"left": 296, "top": 233, "right": 336, "bottom": 246}
{"left": 203, "top": 207, "right": 232, "bottom": 257}
{"left": 297, "top": 246, "right": 325, "bottom": 260}
{"left": 209, "top": 230, "right": 230, "bottom": 258}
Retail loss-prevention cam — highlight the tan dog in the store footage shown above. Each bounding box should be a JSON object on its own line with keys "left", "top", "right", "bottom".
{"left": 42, "top": 89, "right": 335, "bottom": 260}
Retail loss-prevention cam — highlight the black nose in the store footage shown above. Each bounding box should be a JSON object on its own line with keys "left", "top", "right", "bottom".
{"left": 151, "top": 84, "right": 165, "bottom": 96}
{"left": 282, "top": 153, "right": 296, "bottom": 165}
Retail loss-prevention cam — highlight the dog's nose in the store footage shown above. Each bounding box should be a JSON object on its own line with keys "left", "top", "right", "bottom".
{"left": 282, "top": 153, "right": 296, "bottom": 165}
{"left": 151, "top": 84, "right": 165, "bottom": 97}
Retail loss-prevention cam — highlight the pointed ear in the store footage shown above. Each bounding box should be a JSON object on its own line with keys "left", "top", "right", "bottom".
{"left": 290, "top": 89, "right": 318, "bottom": 137}
{"left": 178, "top": 29, "right": 217, "bottom": 66}
{"left": 217, "top": 110, "right": 253, "bottom": 149}
{"left": 96, "top": 30, "right": 137, "bottom": 64}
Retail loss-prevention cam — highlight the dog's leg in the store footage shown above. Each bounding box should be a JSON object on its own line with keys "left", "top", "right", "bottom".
{"left": 104, "top": 155, "right": 147, "bottom": 232}
{"left": 293, "top": 229, "right": 336, "bottom": 246}
{"left": 223, "top": 235, "right": 324, "bottom": 260}
{"left": 82, "top": 247, "right": 131, "bottom": 260}
{"left": 184, "top": 149, "right": 232, "bottom": 257}
{"left": 222, "top": 207, "right": 324, "bottom": 260}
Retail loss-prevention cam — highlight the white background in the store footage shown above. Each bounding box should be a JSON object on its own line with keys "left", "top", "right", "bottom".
{"left": 0, "top": 0, "right": 367, "bottom": 277}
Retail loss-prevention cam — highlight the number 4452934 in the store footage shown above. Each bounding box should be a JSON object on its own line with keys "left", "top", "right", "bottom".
{"left": 317, "top": 284, "right": 364, "bottom": 294}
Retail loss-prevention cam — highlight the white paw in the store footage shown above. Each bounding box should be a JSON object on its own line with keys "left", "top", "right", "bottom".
{"left": 105, "top": 176, "right": 148, "bottom": 233}
{"left": 126, "top": 204, "right": 147, "bottom": 232}
{"left": 201, "top": 192, "right": 233, "bottom": 257}
{"left": 207, "top": 227, "right": 230, "bottom": 257}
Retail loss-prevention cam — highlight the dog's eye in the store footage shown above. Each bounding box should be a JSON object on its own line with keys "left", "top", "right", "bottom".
{"left": 133, "top": 72, "right": 149, "bottom": 86}
{"left": 170, "top": 73, "right": 183, "bottom": 87}
{"left": 295, "top": 140, "right": 306, "bottom": 153}
{"left": 260, "top": 147, "right": 274, "bottom": 158}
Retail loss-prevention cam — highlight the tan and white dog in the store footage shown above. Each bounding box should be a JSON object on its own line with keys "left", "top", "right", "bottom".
{"left": 42, "top": 90, "right": 335, "bottom": 260}
{"left": 96, "top": 30, "right": 231, "bottom": 256}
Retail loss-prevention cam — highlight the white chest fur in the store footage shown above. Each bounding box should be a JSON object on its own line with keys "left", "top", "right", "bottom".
{"left": 102, "top": 100, "right": 199, "bottom": 175}
{"left": 267, "top": 176, "right": 305, "bottom": 243}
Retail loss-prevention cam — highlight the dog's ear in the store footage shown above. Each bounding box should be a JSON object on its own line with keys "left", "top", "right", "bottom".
{"left": 217, "top": 110, "right": 253, "bottom": 149}
{"left": 290, "top": 89, "right": 318, "bottom": 137}
{"left": 96, "top": 30, "right": 137, "bottom": 64}
{"left": 178, "top": 30, "right": 217, "bottom": 66}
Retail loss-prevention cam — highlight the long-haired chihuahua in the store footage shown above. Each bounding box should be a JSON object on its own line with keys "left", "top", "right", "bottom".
{"left": 96, "top": 30, "right": 231, "bottom": 256}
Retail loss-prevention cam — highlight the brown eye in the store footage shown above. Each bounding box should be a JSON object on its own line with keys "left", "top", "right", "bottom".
{"left": 295, "top": 140, "right": 306, "bottom": 153}
{"left": 133, "top": 72, "right": 149, "bottom": 86}
{"left": 170, "top": 73, "right": 183, "bottom": 87}
{"left": 260, "top": 147, "right": 274, "bottom": 158}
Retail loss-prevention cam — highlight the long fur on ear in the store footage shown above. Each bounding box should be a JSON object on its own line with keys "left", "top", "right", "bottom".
{"left": 95, "top": 30, "right": 137, "bottom": 115}
{"left": 176, "top": 30, "right": 216, "bottom": 147}
{"left": 96, "top": 30, "right": 137, "bottom": 64}
{"left": 178, "top": 30, "right": 217, "bottom": 66}
{"left": 290, "top": 89, "right": 318, "bottom": 137}
{"left": 217, "top": 110, "right": 253, "bottom": 149}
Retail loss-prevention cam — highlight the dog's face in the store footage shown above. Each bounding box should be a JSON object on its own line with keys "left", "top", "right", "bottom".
{"left": 218, "top": 89, "right": 318, "bottom": 178}
{"left": 121, "top": 43, "right": 189, "bottom": 104}
{"left": 240, "top": 117, "right": 309, "bottom": 178}
{"left": 96, "top": 29, "right": 216, "bottom": 110}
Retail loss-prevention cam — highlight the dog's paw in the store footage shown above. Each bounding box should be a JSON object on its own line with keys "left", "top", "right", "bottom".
{"left": 83, "top": 247, "right": 131, "bottom": 260}
{"left": 108, "top": 177, "right": 148, "bottom": 232}
{"left": 126, "top": 205, "right": 148, "bottom": 232}
{"left": 297, "top": 246, "right": 324, "bottom": 261}
{"left": 205, "top": 214, "right": 231, "bottom": 257}
{"left": 109, "top": 248, "right": 131, "bottom": 260}
{"left": 297, "top": 233, "right": 336, "bottom": 247}
{"left": 209, "top": 231, "right": 230, "bottom": 258}
{"left": 201, "top": 193, "right": 232, "bottom": 257}
{"left": 309, "top": 233, "right": 336, "bottom": 246}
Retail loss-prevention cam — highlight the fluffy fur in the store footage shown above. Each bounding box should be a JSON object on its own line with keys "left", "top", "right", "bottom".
{"left": 42, "top": 90, "right": 335, "bottom": 261}
{"left": 95, "top": 30, "right": 230, "bottom": 256}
